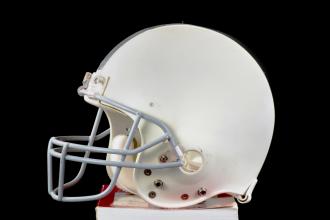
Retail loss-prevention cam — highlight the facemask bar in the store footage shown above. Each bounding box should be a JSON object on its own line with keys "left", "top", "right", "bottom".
{"left": 48, "top": 93, "right": 184, "bottom": 202}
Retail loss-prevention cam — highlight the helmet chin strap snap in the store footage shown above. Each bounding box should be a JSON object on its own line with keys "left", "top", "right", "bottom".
{"left": 236, "top": 179, "right": 258, "bottom": 203}
{"left": 180, "top": 149, "right": 204, "bottom": 174}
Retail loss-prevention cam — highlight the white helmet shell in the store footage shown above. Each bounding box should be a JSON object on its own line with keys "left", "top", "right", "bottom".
{"left": 96, "top": 24, "right": 274, "bottom": 207}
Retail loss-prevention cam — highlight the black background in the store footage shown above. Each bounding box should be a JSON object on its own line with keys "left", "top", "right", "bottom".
{"left": 3, "top": 5, "right": 321, "bottom": 220}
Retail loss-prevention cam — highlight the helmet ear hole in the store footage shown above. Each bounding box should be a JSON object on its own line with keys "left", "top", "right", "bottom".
{"left": 180, "top": 149, "right": 204, "bottom": 174}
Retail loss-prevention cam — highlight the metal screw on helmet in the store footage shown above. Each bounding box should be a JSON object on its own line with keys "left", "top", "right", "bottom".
{"left": 154, "top": 179, "right": 164, "bottom": 188}
{"left": 197, "top": 187, "right": 207, "bottom": 196}
{"left": 159, "top": 154, "right": 168, "bottom": 163}
{"left": 148, "top": 191, "right": 156, "bottom": 198}
{"left": 94, "top": 76, "right": 105, "bottom": 84}
{"left": 181, "top": 194, "right": 189, "bottom": 200}
{"left": 144, "top": 169, "right": 152, "bottom": 176}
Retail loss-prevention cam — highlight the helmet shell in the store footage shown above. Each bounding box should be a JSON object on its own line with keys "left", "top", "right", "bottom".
{"left": 96, "top": 24, "right": 274, "bottom": 208}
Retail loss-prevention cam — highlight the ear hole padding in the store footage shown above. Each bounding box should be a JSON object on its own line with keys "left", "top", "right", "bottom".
{"left": 180, "top": 149, "right": 204, "bottom": 174}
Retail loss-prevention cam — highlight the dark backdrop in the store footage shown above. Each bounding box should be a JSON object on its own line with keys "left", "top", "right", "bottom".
{"left": 3, "top": 6, "right": 316, "bottom": 220}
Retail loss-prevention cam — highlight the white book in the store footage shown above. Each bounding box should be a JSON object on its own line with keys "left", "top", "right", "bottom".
{"left": 96, "top": 192, "right": 238, "bottom": 220}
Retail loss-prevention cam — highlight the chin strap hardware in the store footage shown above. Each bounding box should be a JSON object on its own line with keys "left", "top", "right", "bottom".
{"left": 236, "top": 179, "right": 258, "bottom": 203}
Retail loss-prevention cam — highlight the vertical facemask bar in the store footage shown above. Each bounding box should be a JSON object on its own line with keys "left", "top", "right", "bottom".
{"left": 58, "top": 143, "right": 68, "bottom": 200}
{"left": 125, "top": 114, "right": 141, "bottom": 148}
{"left": 60, "top": 108, "right": 103, "bottom": 190}
{"left": 48, "top": 108, "right": 103, "bottom": 200}
{"left": 47, "top": 140, "right": 54, "bottom": 194}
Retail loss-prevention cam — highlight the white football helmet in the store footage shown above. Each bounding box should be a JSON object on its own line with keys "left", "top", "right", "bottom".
{"left": 48, "top": 24, "right": 275, "bottom": 208}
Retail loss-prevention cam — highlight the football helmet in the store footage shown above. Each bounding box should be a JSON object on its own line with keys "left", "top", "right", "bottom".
{"left": 47, "top": 24, "right": 275, "bottom": 208}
